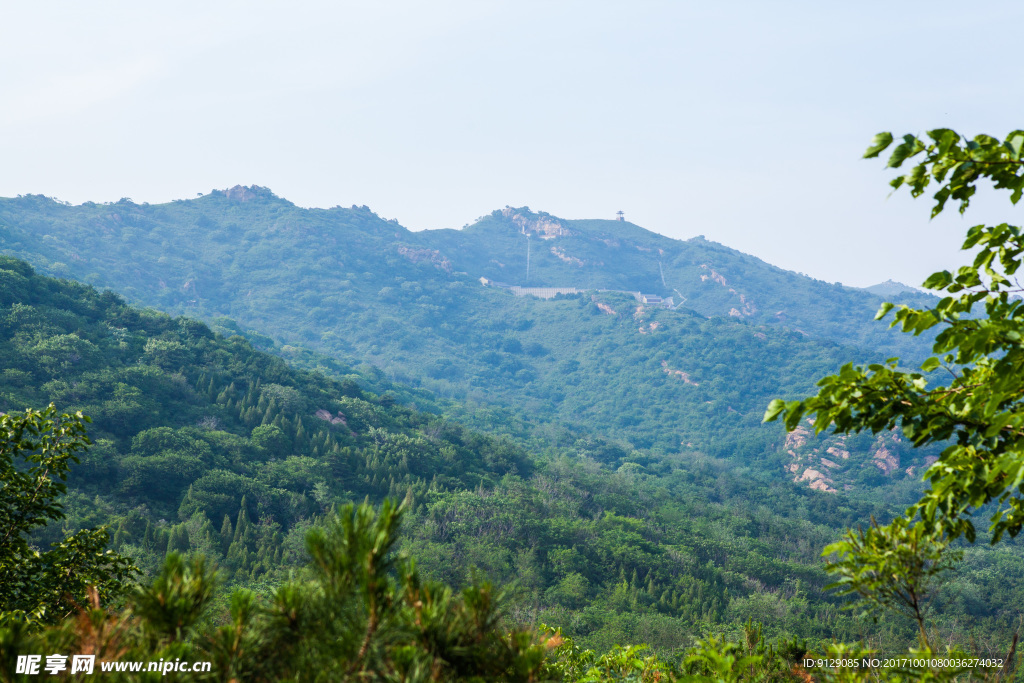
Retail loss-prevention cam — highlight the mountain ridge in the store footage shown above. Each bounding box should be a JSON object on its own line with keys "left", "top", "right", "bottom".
{"left": 0, "top": 187, "right": 939, "bottom": 488}
{"left": 3, "top": 188, "right": 936, "bottom": 349}
{"left": 411, "top": 205, "right": 937, "bottom": 351}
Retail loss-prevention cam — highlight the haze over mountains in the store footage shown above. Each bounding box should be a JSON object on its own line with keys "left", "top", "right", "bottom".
{"left": 0, "top": 186, "right": 941, "bottom": 491}
{"left": 861, "top": 279, "right": 922, "bottom": 297}
{"left": 0, "top": 186, "right": 934, "bottom": 348}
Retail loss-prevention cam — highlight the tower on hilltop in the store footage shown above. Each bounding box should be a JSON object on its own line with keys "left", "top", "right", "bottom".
{"left": 616, "top": 211, "right": 624, "bottom": 221}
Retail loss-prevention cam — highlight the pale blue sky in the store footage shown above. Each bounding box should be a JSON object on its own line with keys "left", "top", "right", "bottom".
{"left": 2, "top": 1, "right": 1021, "bottom": 287}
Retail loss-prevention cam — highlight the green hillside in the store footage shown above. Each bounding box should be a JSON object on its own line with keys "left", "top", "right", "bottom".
{"left": 415, "top": 207, "right": 936, "bottom": 359}
{"left": 0, "top": 189, "right": 937, "bottom": 493}
{"left": 6, "top": 255, "right": 1020, "bottom": 654}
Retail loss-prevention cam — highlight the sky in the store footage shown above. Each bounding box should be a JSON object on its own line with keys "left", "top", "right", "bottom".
{"left": 2, "top": 1, "right": 1022, "bottom": 288}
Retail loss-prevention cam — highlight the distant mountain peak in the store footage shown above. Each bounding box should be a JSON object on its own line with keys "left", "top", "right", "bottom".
{"left": 499, "top": 207, "right": 569, "bottom": 239}
{"left": 862, "top": 279, "right": 920, "bottom": 296}
{"left": 215, "top": 185, "right": 282, "bottom": 203}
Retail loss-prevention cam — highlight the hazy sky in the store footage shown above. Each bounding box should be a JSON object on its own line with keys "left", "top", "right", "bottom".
{"left": 3, "top": 1, "right": 1022, "bottom": 287}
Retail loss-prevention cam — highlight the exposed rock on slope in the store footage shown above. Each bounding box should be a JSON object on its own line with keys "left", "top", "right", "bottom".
{"left": 783, "top": 420, "right": 936, "bottom": 493}
{"left": 501, "top": 208, "right": 568, "bottom": 239}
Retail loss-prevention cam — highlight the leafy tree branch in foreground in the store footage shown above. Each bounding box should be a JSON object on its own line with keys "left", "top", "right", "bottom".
{"left": 767, "top": 130, "right": 1024, "bottom": 657}
{"left": 0, "top": 405, "right": 135, "bottom": 627}
{"left": 767, "top": 128, "right": 1024, "bottom": 543}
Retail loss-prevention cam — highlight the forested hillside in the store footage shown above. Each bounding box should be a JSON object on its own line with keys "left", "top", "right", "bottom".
{"left": 5, "top": 256, "right": 1020, "bottom": 654}
{"left": 0, "top": 189, "right": 937, "bottom": 491}
{"left": 420, "top": 207, "right": 936, "bottom": 357}
{"left": 0, "top": 189, "right": 935, "bottom": 360}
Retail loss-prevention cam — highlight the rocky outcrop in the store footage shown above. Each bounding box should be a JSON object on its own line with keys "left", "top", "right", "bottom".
{"left": 782, "top": 420, "right": 935, "bottom": 494}
{"left": 699, "top": 265, "right": 756, "bottom": 315}
{"left": 397, "top": 246, "right": 452, "bottom": 273}
{"left": 797, "top": 468, "right": 836, "bottom": 493}
{"left": 501, "top": 208, "right": 569, "bottom": 239}
{"left": 315, "top": 409, "right": 355, "bottom": 436}
{"left": 872, "top": 445, "right": 899, "bottom": 475}
{"left": 661, "top": 360, "right": 697, "bottom": 385}
{"left": 826, "top": 446, "right": 850, "bottom": 460}
{"left": 550, "top": 246, "right": 584, "bottom": 266}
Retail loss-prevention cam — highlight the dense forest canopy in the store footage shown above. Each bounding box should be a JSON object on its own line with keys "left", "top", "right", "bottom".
{"left": 4, "top": 127, "right": 1024, "bottom": 679}
{"left": 0, "top": 253, "right": 1022, "bottom": 670}
{"left": 0, "top": 192, "right": 939, "bottom": 493}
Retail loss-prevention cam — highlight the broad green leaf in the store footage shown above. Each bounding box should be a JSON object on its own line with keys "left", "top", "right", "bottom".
{"left": 864, "top": 132, "right": 894, "bottom": 158}
{"left": 922, "top": 270, "right": 953, "bottom": 290}
{"left": 1006, "top": 134, "right": 1024, "bottom": 160}
{"left": 762, "top": 398, "right": 786, "bottom": 423}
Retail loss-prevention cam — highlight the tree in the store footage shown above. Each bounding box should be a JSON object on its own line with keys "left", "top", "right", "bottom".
{"left": 765, "top": 130, "right": 1024, "bottom": 650}
{"left": 767, "top": 128, "right": 1024, "bottom": 544}
{"left": 2, "top": 497, "right": 552, "bottom": 681}
{"left": 0, "top": 405, "right": 136, "bottom": 626}
{"left": 821, "top": 517, "right": 959, "bottom": 649}
{"left": 299, "top": 497, "right": 548, "bottom": 680}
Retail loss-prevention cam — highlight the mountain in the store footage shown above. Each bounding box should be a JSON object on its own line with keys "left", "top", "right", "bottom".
{"left": 0, "top": 189, "right": 934, "bottom": 355}
{"left": 415, "top": 207, "right": 935, "bottom": 358}
{"left": 862, "top": 279, "right": 921, "bottom": 297}
{"left": 0, "top": 255, "right": 915, "bottom": 650}
{"left": 2, "top": 204, "right": 1021, "bottom": 652}
{"left": 0, "top": 188, "right": 938, "bottom": 490}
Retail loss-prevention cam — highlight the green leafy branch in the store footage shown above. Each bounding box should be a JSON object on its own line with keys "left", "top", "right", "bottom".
{"left": 767, "top": 129, "right": 1024, "bottom": 545}
{"left": 866, "top": 129, "right": 1024, "bottom": 216}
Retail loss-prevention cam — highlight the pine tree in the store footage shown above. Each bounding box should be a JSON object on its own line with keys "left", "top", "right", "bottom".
{"left": 220, "top": 514, "right": 233, "bottom": 554}
{"left": 178, "top": 484, "right": 200, "bottom": 521}
{"left": 167, "top": 525, "right": 190, "bottom": 553}
{"left": 234, "top": 497, "right": 250, "bottom": 546}
{"left": 112, "top": 521, "right": 127, "bottom": 548}
{"left": 226, "top": 539, "right": 247, "bottom": 571}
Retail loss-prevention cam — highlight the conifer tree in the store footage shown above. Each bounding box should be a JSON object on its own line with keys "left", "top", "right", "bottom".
{"left": 219, "top": 515, "right": 233, "bottom": 554}
{"left": 167, "top": 525, "right": 189, "bottom": 554}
